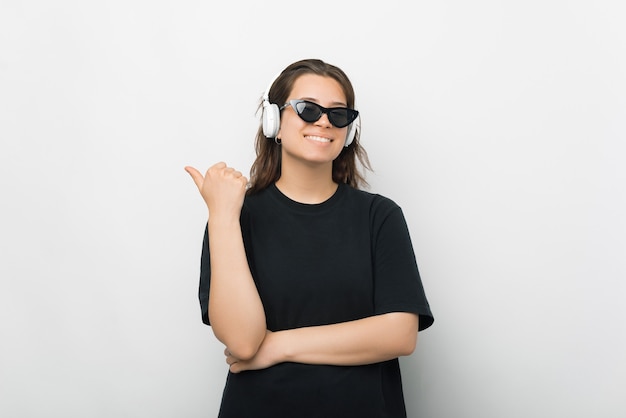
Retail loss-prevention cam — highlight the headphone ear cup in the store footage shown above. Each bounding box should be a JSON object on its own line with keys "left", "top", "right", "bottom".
{"left": 344, "top": 116, "right": 359, "bottom": 147}
{"left": 262, "top": 102, "right": 280, "bottom": 138}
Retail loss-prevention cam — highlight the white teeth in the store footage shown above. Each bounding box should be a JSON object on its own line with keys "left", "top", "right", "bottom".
{"left": 305, "top": 135, "right": 331, "bottom": 143}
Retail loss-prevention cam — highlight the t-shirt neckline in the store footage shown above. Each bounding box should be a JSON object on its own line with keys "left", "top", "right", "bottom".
{"left": 269, "top": 182, "right": 346, "bottom": 213}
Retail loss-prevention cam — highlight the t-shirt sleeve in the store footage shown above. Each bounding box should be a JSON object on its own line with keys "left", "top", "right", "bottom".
{"left": 198, "top": 223, "right": 211, "bottom": 326}
{"left": 372, "top": 200, "right": 434, "bottom": 331}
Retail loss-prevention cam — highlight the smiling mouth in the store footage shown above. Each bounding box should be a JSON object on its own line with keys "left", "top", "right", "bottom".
{"left": 305, "top": 135, "right": 332, "bottom": 143}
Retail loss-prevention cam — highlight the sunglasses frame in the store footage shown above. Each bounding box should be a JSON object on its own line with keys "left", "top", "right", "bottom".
{"left": 281, "top": 100, "right": 359, "bottom": 129}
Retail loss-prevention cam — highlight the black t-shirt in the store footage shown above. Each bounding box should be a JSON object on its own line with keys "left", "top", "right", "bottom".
{"left": 199, "top": 183, "right": 434, "bottom": 418}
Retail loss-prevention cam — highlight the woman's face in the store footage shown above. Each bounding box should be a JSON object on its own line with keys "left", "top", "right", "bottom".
{"left": 277, "top": 73, "right": 349, "bottom": 167}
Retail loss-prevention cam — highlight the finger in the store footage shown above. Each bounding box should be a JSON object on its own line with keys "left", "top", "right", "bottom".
{"left": 211, "top": 161, "right": 227, "bottom": 170}
{"left": 184, "top": 166, "right": 204, "bottom": 189}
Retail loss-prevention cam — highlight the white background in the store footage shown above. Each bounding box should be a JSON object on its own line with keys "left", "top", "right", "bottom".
{"left": 1, "top": 1, "right": 624, "bottom": 417}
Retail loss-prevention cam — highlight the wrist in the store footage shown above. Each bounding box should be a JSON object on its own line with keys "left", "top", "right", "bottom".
{"left": 208, "top": 213, "right": 240, "bottom": 229}
{"left": 272, "top": 329, "right": 296, "bottom": 363}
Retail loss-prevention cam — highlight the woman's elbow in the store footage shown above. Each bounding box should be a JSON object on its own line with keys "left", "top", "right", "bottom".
{"left": 387, "top": 312, "right": 419, "bottom": 357}
{"left": 397, "top": 333, "right": 417, "bottom": 356}
{"left": 219, "top": 331, "right": 265, "bottom": 360}
{"left": 212, "top": 327, "right": 265, "bottom": 360}
{"left": 228, "top": 341, "right": 262, "bottom": 361}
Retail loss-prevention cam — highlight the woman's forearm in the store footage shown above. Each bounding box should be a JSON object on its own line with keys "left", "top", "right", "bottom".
{"left": 276, "top": 312, "right": 419, "bottom": 366}
{"left": 208, "top": 216, "right": 266, "bottom": 360}
{"left": 227, "top": 312, "right": 419, "bottom": 373}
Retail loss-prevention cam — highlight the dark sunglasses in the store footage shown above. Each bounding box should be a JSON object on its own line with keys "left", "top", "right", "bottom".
{"left": 281, "top": 100, "right": 359, "bottom": 128}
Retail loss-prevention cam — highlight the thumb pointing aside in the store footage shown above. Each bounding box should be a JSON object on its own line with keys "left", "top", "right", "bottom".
{"left": 184, "top": 166, "right": 204, "bottom": 190}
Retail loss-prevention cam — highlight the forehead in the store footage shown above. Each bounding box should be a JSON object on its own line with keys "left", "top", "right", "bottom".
{"left": 289, "top": 74, "right": 347, "bottom": 106}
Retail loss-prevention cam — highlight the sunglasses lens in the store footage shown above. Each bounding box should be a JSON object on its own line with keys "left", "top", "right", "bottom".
{"left": 328, "top": 109, "right": 353, "bottom": 128}
{"left": 294, "top": 101, "right": 322, "bottom": 123}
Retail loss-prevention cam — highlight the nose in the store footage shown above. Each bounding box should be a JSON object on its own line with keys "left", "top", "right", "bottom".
{"left": 314, "top": 112, "right": 332, "bottom": 128}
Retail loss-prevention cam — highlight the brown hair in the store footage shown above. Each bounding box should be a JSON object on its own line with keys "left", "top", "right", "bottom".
{"left": 247, "top": 59, "right": 372, "bottom": 194}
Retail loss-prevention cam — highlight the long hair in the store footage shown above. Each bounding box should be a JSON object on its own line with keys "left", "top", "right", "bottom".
{"left": 247, "top": 59, "right": 372, "bottom": 194}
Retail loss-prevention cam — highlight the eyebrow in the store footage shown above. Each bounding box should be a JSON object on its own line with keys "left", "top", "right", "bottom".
{"left": 299, "top": 97, "right": 348, "bottom": 107}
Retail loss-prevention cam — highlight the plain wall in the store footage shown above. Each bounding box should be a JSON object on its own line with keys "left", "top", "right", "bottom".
{"left": 1, "top": 1, "right": 624, "bottom": 417}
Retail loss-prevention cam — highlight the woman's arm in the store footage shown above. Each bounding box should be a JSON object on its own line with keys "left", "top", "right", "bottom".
{"left": 207, "top": 216, "right": 266, "bottom": 360}
{"left": 226, "top": 312, "right": 419, "bottom": 373}
{"left": 186, "top": 163, "right": 266, "bottom": 360}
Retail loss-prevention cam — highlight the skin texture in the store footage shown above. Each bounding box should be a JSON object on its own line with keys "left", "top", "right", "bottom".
{"left": 186, "top": 74, "right": 419, "bottom": 373}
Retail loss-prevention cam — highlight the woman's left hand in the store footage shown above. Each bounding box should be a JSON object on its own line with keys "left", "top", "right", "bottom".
{"left": 225, "top": 330, "right": 281, "bottom": 373}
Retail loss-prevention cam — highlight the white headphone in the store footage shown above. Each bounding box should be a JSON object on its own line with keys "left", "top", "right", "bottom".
{"left": 261, "top": 74, "right": 359, "bottom": 147}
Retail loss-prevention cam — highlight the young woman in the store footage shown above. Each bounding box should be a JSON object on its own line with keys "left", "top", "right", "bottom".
{"left": 185, "top": 58, "right": 434, "bottom": 417}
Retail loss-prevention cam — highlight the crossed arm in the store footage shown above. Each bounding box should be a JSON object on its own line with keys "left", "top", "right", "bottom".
{"left": 225, "top": 312, "right": 419, "bottom": 373}
{"left": 208, "top": 212, "right": 419, "bottom": 373}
